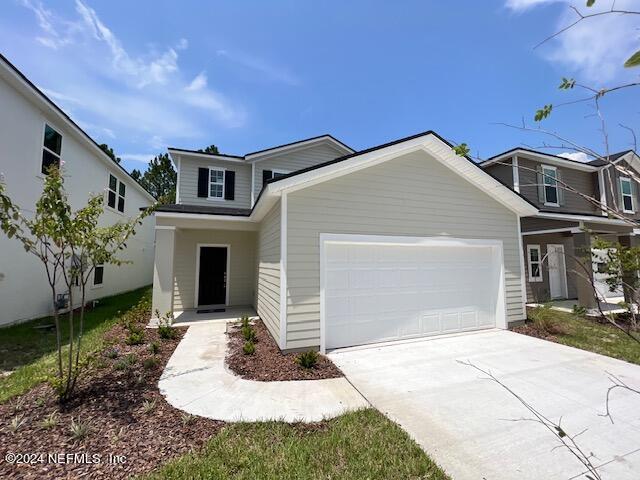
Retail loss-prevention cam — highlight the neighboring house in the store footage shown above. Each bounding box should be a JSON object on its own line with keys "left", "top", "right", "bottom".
{"left": 0, "top": 54, "right": 156, "bottom": 326}
{"left": 481, "top": 148, "right": 640, "bottom": 308}
{"left": 153, "top": 131, "right": 537, "bottom": 352}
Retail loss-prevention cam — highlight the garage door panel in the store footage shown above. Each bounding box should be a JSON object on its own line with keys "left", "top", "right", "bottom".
{"left": 324, "top": 239, "right": 501, "bottom": 350}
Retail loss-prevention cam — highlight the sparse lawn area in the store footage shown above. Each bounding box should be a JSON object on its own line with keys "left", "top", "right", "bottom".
{"left": 144, "top": 408, "right": 449, "bottom": 480}
{"left": 514, "top": 308, "right": 640, "bottom": 365}
{"left": 0, "top": 286, "right": 151, "bottom": 402}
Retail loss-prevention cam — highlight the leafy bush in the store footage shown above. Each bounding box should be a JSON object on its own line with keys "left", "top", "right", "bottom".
{"left": 149, "top": 341, "right": 160, "bottom": 354}
{"left": 529, "top": 306, "right": 569, "bottom": 335}
{"left": 243, "top": 341, "right": 256, "bottom": 355}
{"left": 125, "top": 330, "right": 145, "bottom": 345}
{"left": 296, "top": 350, "right": 319, "bottom": 369}
{"left": 143, "top": 357, "right": 158, "bottom": 369}
{"left": 240, "top": 315, "right": 250, "bottom": 328}
{"left": 241, "top": 325, "right": 257, "bottom": 342}
{"left": 157, "top": 310, "right": 176, "bottom": 340}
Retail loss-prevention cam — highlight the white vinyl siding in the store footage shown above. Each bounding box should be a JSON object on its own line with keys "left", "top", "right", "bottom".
{"left": 285, "top": 150, "right": 525, "bottom": 350}
{"left": 253, "top": 144, "right": 345, "bottom": 200}
{"left": 172, "top": 229, "right": 256, "bottom": 311}
{"left": 256, "top": 200, "right": 281, "bottom": 343}
{"left": 178, "top": 156, "right": 251, "bottom": 208}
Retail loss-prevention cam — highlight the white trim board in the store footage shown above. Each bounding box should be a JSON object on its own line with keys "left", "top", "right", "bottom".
{"left": 318, "top": 233, "right": 508, "bottom": 353}
{"left": 279, "top": 193, "right": 288, "bottom": 350}
{"left": 194, "top": 243, "right": 231, "bottom": 308}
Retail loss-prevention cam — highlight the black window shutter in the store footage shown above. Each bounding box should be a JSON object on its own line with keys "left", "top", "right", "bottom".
{"left": 224, "top": 170, "right": 235, "bottom": 200}
{"left": 262, "top": 170, "right": 273, "bottom": 185}
{"left": 197, "top": 168, "right": 208, "bottom": 197}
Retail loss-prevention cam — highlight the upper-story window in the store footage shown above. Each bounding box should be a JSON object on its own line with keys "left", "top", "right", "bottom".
{"left": 209, "top": 168, "right": 225, "bottom": 199}
{"left": 542, "top": 165, "right": 558, "bottom": 206}
{"left": 620, "top": 177, "right": 634, "bottom": 213}
{"left": 107, "top": 174, "right": 126, "bottom": 213}
{"left": 42, "top": 124, "right": 62, "bottom": 174}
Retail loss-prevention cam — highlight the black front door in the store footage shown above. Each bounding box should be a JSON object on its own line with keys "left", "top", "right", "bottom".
{"left": 198, "top": 247, "right": 227, "bottom": 306}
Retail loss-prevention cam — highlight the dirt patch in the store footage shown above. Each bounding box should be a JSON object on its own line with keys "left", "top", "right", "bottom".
{"left": 0, "top": 313, "right": 223, "bottom": 479}
{"left": 226, "top": 320, "right": 343, "bottom": 381}
{"left": 511, "top": 323, "right": 559, "bottom": 342}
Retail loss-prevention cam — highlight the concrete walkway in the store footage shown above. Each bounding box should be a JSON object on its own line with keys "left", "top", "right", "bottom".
{"left": 159, "top": 322, "right": 367, "bottom": 422}
{"left": 330, "top": 329, "right": 640, "bottom": 480}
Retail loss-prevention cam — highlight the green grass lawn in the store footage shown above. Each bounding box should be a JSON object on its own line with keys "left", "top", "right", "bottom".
{"left": 531, "top": 309, "right": 640, "bottom": 365}
{"left": 144, "top": 408, "right": 449, "bottom": 480}
{"left": 0, "top": 286, "right": 151, "bottom": 403}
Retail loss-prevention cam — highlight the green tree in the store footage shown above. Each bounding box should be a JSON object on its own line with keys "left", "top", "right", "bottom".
{"left": 99, "top": 143, "right": 121, "bottom": 164}
{"left": 136, "top": 154, "right": 177, "bottom": 204}
{"left": 0, "top": 165, "right": 154, "bottom": 401}
{"left": 198, "top": 144, "right": 220, "bottom": 154}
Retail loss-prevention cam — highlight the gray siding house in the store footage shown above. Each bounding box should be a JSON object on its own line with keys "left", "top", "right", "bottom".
{"left": 152, "top": 131, "right": 537, "bottom": 351}
{"left": 482, "top": 148, "right": 640, "bottom": 308}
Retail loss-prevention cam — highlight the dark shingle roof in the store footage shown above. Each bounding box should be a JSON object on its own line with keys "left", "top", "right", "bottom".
{"left": 587, "top": 150, "right": 633, "bottom": 166}
{"left": 154, "top": 204, "right": 251, "bottom": 216}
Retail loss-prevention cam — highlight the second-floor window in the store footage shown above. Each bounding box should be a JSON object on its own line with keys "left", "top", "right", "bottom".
{"left": 42, "top": 124, "right": 62, "bottom": 174}
{"left": 107, "top": 174, "right": 126, "bottom": 213}
{"left": 620, "top": 177, "right": 634, "bottom": 213}
{"left": 542, "top": 165, "right": 558, "bottom": 206}
{"left": 209, "top": 168, "right": 225, "bottom": 199}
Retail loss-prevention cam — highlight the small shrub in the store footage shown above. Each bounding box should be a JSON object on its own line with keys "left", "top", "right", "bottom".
{"left": 572, "top": 304, "right": 587, "bottom": 317}
{"left": 111, "top": 426, "right": 127, "bottom": 444}
{"left": 41, "top": 412, "right": 58, "bottom": 429}
{"left": 240, "top": 315, "right": 250, "bottom": 328}
{"left": 142, "top": 399, "right": 156, "bottom": 414}
{"left": 529, "top": 306, "right": 569, "bottom": 335}
{"left": 243, "top": 341, "right": 256, "bottom": 355}
{"left": 126, "top": 330, "right": 145, "bottom": 345}
{"left": 181, "top": 413, "right": 194, "bottom": 426}
{"left": 241, "top": 325, "right": 256, "bottom": 342}
{"left": 296, "top": 350, "right": 319, "bottom": 369}
{"left": 114, "top": 353, "right": 137, "bottom": 371}
{"left": 105, "top": 347, "right": 119, "bottom": 359}
{"left": 9, "top": 414, "right": 26, "bottom": 433}
{"left": 143, "top": 357, "right": 158, "bottom": 369}
{"left": 157, "top": 310, "right": 176, "bottom": 340}
{"left": 135, "top": 372, "right": 146, "bottom": 385}
{"left": 69, "top": 418, "right": 90, "bottom": 441}
{"left": 149, "top": 341, "right": 160, "bottom": 354}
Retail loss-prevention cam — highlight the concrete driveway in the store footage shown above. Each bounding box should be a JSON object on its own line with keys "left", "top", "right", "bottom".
{"left": 329, "top": 329, "right": 640, "bottom": 480}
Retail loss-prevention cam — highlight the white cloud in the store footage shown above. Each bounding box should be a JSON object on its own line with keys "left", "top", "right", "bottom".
{"left": 558, "top": 151, "right": 590, "bottom": 162}
{"left": 505, "top": 0, "right": 639, "bottom": 84}
{"left": 17, "top": 0, "right": 246, "bottom": 150}
{"left": 185, "top": 72, "right": 208, "bottom": 92}
{"left": 120, "top": 153, "right": 155, "bottom": 164}
{"left": 217, "top": 49, "right": 300, "bottom": 86}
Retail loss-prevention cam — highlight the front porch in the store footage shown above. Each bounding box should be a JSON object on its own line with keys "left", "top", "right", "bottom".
{"left": 151, "top": 210, "right": 259, "bottom": 324}
{"left": 521, "top": 213, "right": 638, "bottom": 309}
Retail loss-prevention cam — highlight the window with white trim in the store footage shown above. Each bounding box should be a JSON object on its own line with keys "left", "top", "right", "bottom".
{"left": 41, "top": 124, "right": 62, "bottom": 174}
{"left": 107, "top": 174, "right": 126, "bottom": 212}
{"left": 209, "top": 168, "right": 225, "bottom": 199}
{"left": 93, "top": 264, "right": 104, "bottom": 287}
{"left": 542, "top": 165, "right": 558, "bottom": 206}
{"left": 527, "top": 245, "right": 543, "bottom": 282}
{"left": 620, "top": 177, "right": 634, "bottom": 213}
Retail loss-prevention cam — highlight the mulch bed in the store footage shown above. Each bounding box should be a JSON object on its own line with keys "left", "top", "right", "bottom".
{"left": 510, "top": 323, "right": 559, "bottom": 342}
{"left": 0, "top": 313, "right": 224, "bottom": 479}
{"left": 226, "top": 319, "right": 343, "bottom": 381}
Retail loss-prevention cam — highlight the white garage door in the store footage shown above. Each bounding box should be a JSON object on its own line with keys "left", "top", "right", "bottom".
{"left": 322, "top": 235, "right": 505, "bottom": 350}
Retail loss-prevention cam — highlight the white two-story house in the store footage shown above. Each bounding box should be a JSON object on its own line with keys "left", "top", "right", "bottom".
{"left": 0, "top": 54, "right": 156, "bottom": 326}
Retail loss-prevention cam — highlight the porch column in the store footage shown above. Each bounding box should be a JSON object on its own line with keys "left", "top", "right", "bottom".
{"left": 152, "top": 226, "right": 176, "bottom": 319}
{"left": 618, "top": 234, "right": 640, "bottom": 304}
{"left": 573, "top": 232, "right": 597, "bottom": 308}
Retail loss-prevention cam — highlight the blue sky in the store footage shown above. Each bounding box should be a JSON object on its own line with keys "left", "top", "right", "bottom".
{"left": 1, "top": 0, "right": 638, "bottom": 172}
